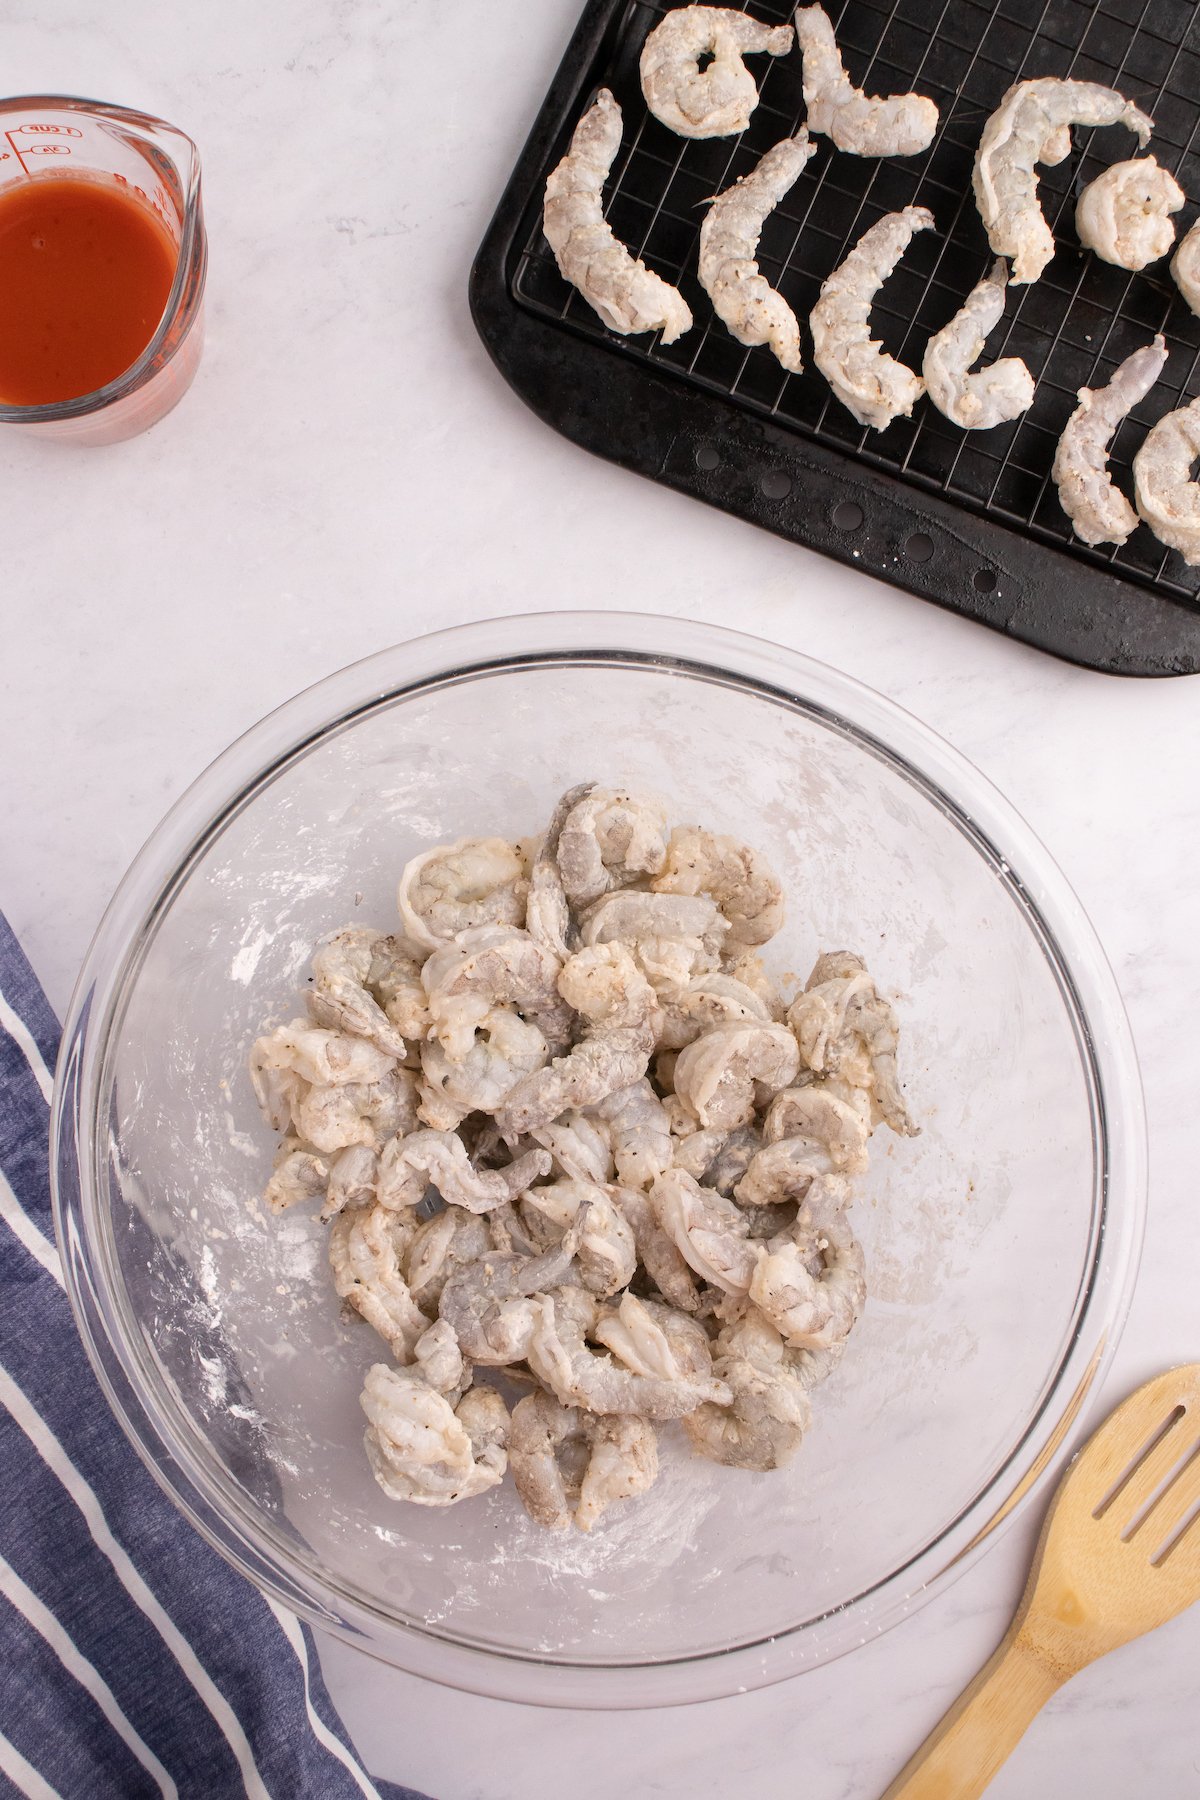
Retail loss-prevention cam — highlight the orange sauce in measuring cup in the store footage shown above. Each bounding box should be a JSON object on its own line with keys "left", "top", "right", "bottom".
{"left": 0, "top": 175, "right": 177, "bottom": 406}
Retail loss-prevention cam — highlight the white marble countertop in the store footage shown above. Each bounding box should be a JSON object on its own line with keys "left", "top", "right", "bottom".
{"left": 4, "top": 3, "right": 1199, "bottom": 1795}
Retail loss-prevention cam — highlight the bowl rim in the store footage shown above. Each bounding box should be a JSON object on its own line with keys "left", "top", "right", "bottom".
{"left": 50, "top": 610, "right": 1147, "bottom": 1708}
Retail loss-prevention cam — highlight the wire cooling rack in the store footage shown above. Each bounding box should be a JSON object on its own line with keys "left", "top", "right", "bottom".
{"left": 471, "top": 0, "right": 1200, "bottom": 673}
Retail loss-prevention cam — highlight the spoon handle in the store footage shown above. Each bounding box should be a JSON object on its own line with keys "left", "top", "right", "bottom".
{"left": 880, "top": 1627, "right": 1066, "bottom": 1800}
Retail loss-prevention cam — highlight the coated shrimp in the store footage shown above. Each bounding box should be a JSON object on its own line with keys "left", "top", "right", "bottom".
{"left": 421, "top": 926, "right": 568, "bottom": 1062}
{"left": 436, "top": 1223, "right": 583, "bottom": 1365}
{"left": 640, "top": 6, "right": 794, "bottom": 139}
{"left": 973, "top": 78, "right": 1153, "bottom": 285}
{"left": 1133, "top": 395, "right": 1200, "bottom": 566}
{"left": 922, "top": 260, "right": 1034, "bottom": 431}
{"left": 496, "top": 945, "right": 660, "bottom": 1139}
{"left": 795, "top": 4, "right": 938, "bottom": 157}
{"left": 376, "top": 1129, "right": 551, "bottom": 1214}
{"left": 329, "top": 1202, "right": 430, "bottom": 1360}
{"left": 1076, "top": 157, "right": 1183, "bottom": 271}
{"left": 557, "top": 786, "right": 670, "bottom": 909}
{"left": 651, "top": 823, "right": 785, "bottom": 946}
{"left": 398, "top": 836, "right": 530, "bottom": 953}
{"left": 788, "top": 950, "right": 917, "bottom": 1136}
{"left": 361, "top": 1364, "right": 509, "bottom": 1506}
{"left": 672, "top": 1021, "right": 800, "bottom": 1130}
{"left": 308, "top": 927, "right": 407, "bottom": 1058}
{"left": 1053, "top": 335, "right": 1168, "bottom": 547}
{"left": 508, "top": 1390, "right": 658, "bottom": 1532}
{"left": 544, "top": 91, "right": 693, "bottom": 343}
{"left": 527, "top": 1283, "right": 730, "bottom": 1417}
{"left": 810, "top": 207, "right": 934, "bottom": 430}
{"left": 698, "top": 131, "right": 816, "bottom": 374}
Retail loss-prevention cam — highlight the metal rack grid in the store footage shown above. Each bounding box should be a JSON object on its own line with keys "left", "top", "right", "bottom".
{"left": 511, "top": 0, "right": 1200, "bottom": 608}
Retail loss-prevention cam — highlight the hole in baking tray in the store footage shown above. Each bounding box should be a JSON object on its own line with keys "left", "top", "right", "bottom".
{"left": 760, "top": 470, "right": 792, "bottom": 500}
{"left": 695, "top": 443, "right": 720, "bottom": 471}
{"left": 973, "top": 567, "right": 998, "bottom": 593}
{"left": 905, "top": 532, "right": 934, "bottom": 562}
{"left": 832, "top": 501, "right": 863, "bottom": 532}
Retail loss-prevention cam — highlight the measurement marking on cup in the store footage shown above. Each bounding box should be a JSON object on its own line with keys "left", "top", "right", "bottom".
{"left": 5, "top": 131, "right": 32, "bottom": 175}
{"left": 5, "top": 123, "right": 82, "bottom": 175}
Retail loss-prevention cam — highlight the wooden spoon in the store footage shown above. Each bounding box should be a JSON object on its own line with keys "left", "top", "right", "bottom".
{"left": 882, "top": 1364, "right": 1200, "bottom": 1799}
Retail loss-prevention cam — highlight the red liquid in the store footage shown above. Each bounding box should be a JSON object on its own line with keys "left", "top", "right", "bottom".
{"left": 0, "top": 175, "right": 178, "bottom": 406}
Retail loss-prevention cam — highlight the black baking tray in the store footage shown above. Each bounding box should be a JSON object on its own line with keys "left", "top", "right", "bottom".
{"left": 470, "top": 0, "right": 1200, "bottom": 675}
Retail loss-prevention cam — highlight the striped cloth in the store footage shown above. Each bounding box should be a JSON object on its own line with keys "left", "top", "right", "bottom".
{"left": 0, "top": 910, "right": 430, "bottom": 1800}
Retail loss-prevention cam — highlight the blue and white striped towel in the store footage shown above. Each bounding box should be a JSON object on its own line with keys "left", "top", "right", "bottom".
{"left": 0, "top": 910, "right": 431, "bottom": 1800}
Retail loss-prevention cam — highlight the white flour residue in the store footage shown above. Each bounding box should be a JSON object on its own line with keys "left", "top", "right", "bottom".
{"left": 476, "top": 1433, "right": 719, "bottom": 1600}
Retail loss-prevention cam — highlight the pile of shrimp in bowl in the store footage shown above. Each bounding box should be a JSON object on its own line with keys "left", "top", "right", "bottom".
{"left": 248, "top": 782, "right": 918, "bottom": 1535}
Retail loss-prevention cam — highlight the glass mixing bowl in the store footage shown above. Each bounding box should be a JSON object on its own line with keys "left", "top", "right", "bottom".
{"left": 51, "top": 612, "right": 1145, "bottom": 1708}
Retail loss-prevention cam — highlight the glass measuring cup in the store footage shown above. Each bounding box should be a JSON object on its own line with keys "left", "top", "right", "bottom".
{"left": 0, "top": 96, "right": 206, "bottom": 445}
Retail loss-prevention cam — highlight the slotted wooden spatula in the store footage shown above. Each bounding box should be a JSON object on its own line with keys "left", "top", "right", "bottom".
{"left": 882, "top": 1364, "right": 1200, "bottom": 1799}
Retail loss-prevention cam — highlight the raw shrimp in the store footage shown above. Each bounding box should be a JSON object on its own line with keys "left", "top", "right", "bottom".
{"left": 544, "top": 91, "right": 693, "bottom": 342}
{"left": 419, "top": 1009, "right": 549, "bottom": 1127}
{"left": 422, "top": 926, "right": 568, "bottom": 1062}
{"left": 1171, "top": 220, "right": 1200, "bottom": 315}
{"left": 651, "top": 823, "right": 785, "bottom": 946}
{"left": 788, "top": 950, "right": 917, "bottom": 1135}
{"left": 531, "top": 1111, "right": 614, "bottom": 1185}
{"left": 248, "top": 1048, "right": 304, "bottom": 1135}
{"left": 593, "top": 1290, "right": 719, "bottom": 1387}
{"left": 810, "top": 207, "right": 934, "bottom": 430}
{"left": 508, "top": 1390, "right": 658, "bottom": 1532}
{"left": 795, "top": 4, "right": 938, "bottom": 157}
{"left": 557, "top": 786, "right": 670, "bottom": 909}
{"left": 609, "top": 1184, "right": 701, "bottom": 1313}
{"left": 657, "top": 973, "right": 775, "bottom": 1052}
{"left": 398, "top": 836, "right": 530, "bottom": 954}
{"left": 521, "top": 1179, "right": 637, "bottom": 1298}
{"left": 698, "top": 131, "right": 816, "bottom": 374}
{"left": 736, "top": 1118, "right": 856, "bottom": 1200}
{"left": 575, "top": 1413, "right": 658, "bottom": 1531}
{"left": 650, "top": 1168, "right": 761, "bottom": 1293}
{"left": 683, "top": 1304, "right": 812, "bottom": 1470}
{"left": 366, "top": 935, "right": 432, "bottom": 1043}
{"left": 322, "top": 1144, "right": 378, "bottom": 1221}
{"left": 1075, "top": 157, "right": 1183, "bottom": 271}
{"left": 329, "top": 1203, "right": 430, "bottom": 1360}
{"left": 496, "top": 945, "right": 660, "bottom": 1139}
{"left": 1133, "top": 395, "right": 1200, "bottom": 565}
{"left": 411, "top": 1317, "right": 469, "bottom": 1398}
{"left": 527, "top": 783, "right": 593, "bottom": 959}
{"left": 719, "top": 946, "right": 787, "bottom": 1018}
{"left": 361, "top": 1364, "right": 509, "bottom": 1506}
{"left": 250, "top": 1018, "right": 396, "bottom": 1090}
{"left": 405, "top": 1207, "right": 492, "bottom": 1314}
{"left": 376, "top": 1128, "right": 551, "bottom": 1214}
{"left": 1053, "top": 335, "right": 1167, "bottom": 547}
{"left": 698, "top": 1122, "right": 762, "bottom": 1195}
{"left": 437, "top": 1224, "right": 583, "bottom": 1365}
{"left": 973, "top": 79, "right": 1153, "bottom": 285}
{"left": 639, "top": 6, "right": 793, "bottom": 139}
{"left": 750, "top": 1206, "right": 866, "bottom": 1350}
{"left": 293, "top": 1065, "right": 418, "bottom": 1156}
{"left": 527, "top": 1283, "right": 730, "bottom": 1417}
{"left": 581, "top": 889, "right": 728, "bottom": 997}
{"left": 673, "top": 1126, "right": 730, "bottom": 1180}
{"left": 264, "top": 1139, "right": 329, "bottom": 1214}
{"left": 923, "top": 260, "right": 1034, "bottom": 431}
{"left": 308, "top": 927, "right": 407, "bottom": 1057}
{"left": 672, "top": 1021, "right": 800, "bottom": 1130}
{"left": 761, "top": 1082, "right": 871, "bottom": 1169}
{"left": 591, "top": 1079, "right": 673, "bottom": 1189}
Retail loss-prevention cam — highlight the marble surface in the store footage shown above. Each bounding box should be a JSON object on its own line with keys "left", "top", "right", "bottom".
{"left": 3, "top": 2, "right": 1199, "bottom": 1795}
